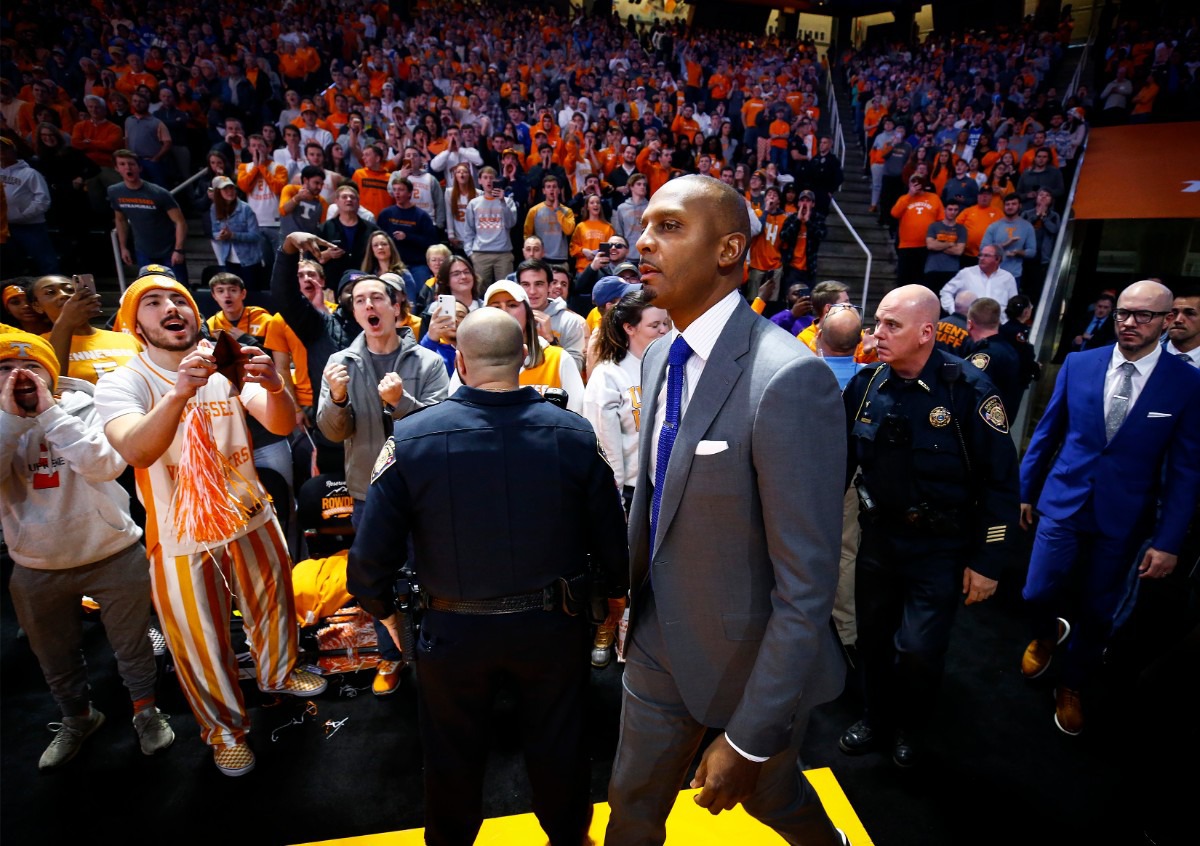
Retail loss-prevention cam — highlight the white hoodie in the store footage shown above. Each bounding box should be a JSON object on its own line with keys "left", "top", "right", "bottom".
{"left": 0, "top": 377, "right": 140, "bottom": 569}
{"left": 0, "top": 159, "right": 51, "bottom": 224}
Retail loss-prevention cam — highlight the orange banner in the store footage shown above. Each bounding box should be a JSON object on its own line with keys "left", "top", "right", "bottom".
{"left": 1073, "top": 123, "right": 1200, "bottom": 220}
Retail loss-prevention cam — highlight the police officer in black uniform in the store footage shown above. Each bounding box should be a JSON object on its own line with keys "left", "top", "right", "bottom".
{"left": 959, "top": 296, "right": 1025, "bottom": 415}
{"left": 838, "top": 285, "right": 1019, "bottom": 768}
{"left": 347, "top": 309, "right": 628, "bottom": 846}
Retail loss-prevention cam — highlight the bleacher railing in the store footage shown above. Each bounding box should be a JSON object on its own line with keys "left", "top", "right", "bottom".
{"left": 824, "top": 69, "right": 870, "bottom": 312}
{"left": 111, "top": 166, "right": 209, "bottom": 294}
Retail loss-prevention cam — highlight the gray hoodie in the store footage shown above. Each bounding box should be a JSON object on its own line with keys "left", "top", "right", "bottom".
{"left": 316, "top": 329, "right": 449, "bottom": 500}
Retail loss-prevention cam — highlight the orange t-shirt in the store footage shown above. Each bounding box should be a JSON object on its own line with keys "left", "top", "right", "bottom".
{"left": 891, "top": 192, "right": 944, "bottom": 249}
{"left": 748, "top": 210, "right": 787, "bottom": 271}
{"left": 957, "top": 204, "right": 1004, "bottom": 256}
{"left": 768, "top": 119, "right": 789, "bottom": 149}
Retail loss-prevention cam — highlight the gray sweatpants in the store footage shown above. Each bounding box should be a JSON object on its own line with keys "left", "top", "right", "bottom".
{"left": 10, "top": 543, "right": 157, "bottom": 717}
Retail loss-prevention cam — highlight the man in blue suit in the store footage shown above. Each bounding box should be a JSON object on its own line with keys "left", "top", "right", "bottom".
{"left": 1019, "top": 280, "right": 1200, "bottom": 735}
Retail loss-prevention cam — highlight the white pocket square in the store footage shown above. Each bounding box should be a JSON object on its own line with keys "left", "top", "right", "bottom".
{"left": 1147, "top": 412, "right": 1172, "bottom": 418}
{"left": 695, "top": 440, "right": 729, "bottom": 455}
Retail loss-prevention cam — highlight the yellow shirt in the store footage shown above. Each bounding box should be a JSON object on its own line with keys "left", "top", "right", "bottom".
{"left": 206, "top": 305, "right": 273, "bottom": 342}
{"left": 263, "top": 313, "right": 312, "bottom": 406}
{"left": 521, "top": 343, "right": 565, "bottom": 393}
{"left": 41, "top": 329, "right": 141, "bottom": 383}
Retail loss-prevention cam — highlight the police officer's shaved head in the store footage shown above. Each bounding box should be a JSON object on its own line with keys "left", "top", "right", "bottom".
{"left": 455, "top": 308, "right": 526, "bottom": 387}
{"left": 885, "top": 284, "right": 942, "bottom": 325}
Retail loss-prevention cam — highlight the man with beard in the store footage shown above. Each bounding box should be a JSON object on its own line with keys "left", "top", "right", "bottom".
{"left": 95, "top": 270, "right": 326, "bottom": 777}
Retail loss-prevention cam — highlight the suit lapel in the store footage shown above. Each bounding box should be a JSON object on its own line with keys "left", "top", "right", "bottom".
{"left": 1112, "top": 352, "right": 1173, "bottom": 442}
{"left": 1079, "top": 350, "right": 1109, "bottom": 443}
{"left": 652, "top": 302, "right": 752, "bottom": 556}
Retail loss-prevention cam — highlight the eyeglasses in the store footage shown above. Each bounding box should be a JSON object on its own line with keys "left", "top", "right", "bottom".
{"left": 827, "top": 303, "right": 861, "bottom": 313}
{"left": 1113, "top": 309, "right": 1169, "bottom": 325}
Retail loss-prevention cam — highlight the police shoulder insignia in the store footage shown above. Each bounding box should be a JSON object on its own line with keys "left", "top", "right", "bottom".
{"left": 979, "top": 396, "right": 1009, "bottom": 434}
{"left": 929, "top": 406, "right": 952, "bottom": 428}
{"left": 969, "top": 352, "right": 991, "bottom": 370}
{"left": 370, "top": 438, "right": 396, "bottom": 484}
{"left": 596, "top": 435, "right": 609, "bottom": 463}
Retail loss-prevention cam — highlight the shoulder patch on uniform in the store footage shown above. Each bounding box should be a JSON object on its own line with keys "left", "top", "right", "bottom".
{"left": 979, "top": 395, "right": 1009, "bottom": 434}
{"left": 370, "top": 438, "right": 396, "bottom": 484}
{"left": 595, "top": 434, "right": 609, "bottom": 463}
{"left": 969, "top": 352, "right": 991, "bottom": 371}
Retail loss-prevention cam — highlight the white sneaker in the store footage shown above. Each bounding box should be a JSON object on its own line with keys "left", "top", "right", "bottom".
{"left": 132, "top": 707, "right": 175, "bottom": 755}
{"left": 39, "top": 707, "right": 105, "bottom": 770}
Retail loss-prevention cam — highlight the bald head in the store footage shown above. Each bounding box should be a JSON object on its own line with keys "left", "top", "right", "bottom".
{"left": 660, "top": 175, "right": 751, "bottom": 269}
{"left": 455, "top": 309, "right": 525, "bottom": 387}
{"left": 873, "top": 285, "right": 941, "bottom": 377}
{"left": 953, "top": 289, "right": 978, "bottom": 316}
{"left": 1118, "top": 279, "right": 1173, "bottom": 312}
{"left": 820, "top": 307, "right": 862, "bottom": 356}
{"left": 883, "top": 284, "right": 942, "bottom": 324}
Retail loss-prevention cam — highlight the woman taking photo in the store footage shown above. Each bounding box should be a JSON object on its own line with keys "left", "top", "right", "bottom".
{"left": 209, "top": 175, "right": 265, "bottom": 289}
{"left": 570, "top": 194, "right": 615, "bottom": 275}
{"left": 429, "top": 254, "right": 483, "bottom": 320}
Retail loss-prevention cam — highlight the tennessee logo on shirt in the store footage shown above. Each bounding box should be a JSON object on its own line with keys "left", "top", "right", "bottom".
{"left": 31, "top": 442, "right": 62, "bottom": 489}
{"left": 628, "top": 385, "right": 643, "bottom": 430}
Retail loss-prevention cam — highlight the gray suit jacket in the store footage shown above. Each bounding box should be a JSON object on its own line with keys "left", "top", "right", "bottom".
{"left": 628, "top": 298, "right": 846, "bottom": 758}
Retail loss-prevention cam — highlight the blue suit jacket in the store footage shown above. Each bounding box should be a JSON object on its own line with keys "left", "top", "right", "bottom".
{"left": 1020, "top": 347, "right": 1200, "bottom": 554}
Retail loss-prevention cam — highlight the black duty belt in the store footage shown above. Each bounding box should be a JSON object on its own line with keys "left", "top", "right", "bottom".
{"left": 426, "top": 572, "right": 589, "bottom": 616}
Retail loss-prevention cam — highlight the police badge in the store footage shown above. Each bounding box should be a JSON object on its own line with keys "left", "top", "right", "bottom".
{"left": 929, "top": 406, "right": 952, "bottom": 427}
{"left": 979, "top": 396, "right": 1009, "bottom": 434}
{"left": 969, "top": 352, "right": 991, "bottom": 370}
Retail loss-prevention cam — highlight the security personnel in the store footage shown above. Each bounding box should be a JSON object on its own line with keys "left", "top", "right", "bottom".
{"left": 838, "top": 285, "right": 1019, "bottom": 768}
{"left": 346, "top": 308, "right": 628, "bottom": 846}
{"left": 959, "top": 296, "right": 1024, "bottom": 415}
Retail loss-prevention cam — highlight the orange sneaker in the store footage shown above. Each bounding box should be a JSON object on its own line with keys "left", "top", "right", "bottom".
{"left": 214, "top": 742, "right": 256, "bottom": 776}
{"left": 372, "top": 659, "right": 404, "bottom": 696}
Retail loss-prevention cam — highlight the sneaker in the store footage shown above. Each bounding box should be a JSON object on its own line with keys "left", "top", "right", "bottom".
{"left": 213, "top": 743, "right": 256, "bottom": 777}
{"left": 891, "top": 730, "right": 916, "bottom": 768}
{"left": 147, "top": 625, "right": 167, "bottom": 657}
{"left": 591, "top": 624, "right": 616, "bottom": 668}
{"left": 837, "top": 719, "right": 879, "bottom": 756}
{"left": 38, "top": 707, "right": 105, "bottom": 770}
{"left": 1021, "top": 617, "right": 1071, "bottom": 679}
{"left": 132, "top": 707, "right": 175, "bottom": 755}
{"left": 259, "top": 668, "right": 327, "bottom": 697}
{"left": 372, "top": 660, "right": 404, "bottom": 696}
{"left": 1054, "top": 687, "right": 1083, "bottom": 736}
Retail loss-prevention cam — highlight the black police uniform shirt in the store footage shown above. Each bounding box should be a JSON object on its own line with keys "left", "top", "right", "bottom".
{"left": 843, "top": 348, "right": 1021, "bottom": 580}
{"left": 961, "top": 334, "right": 1023, "bottom": 416}
{"left": 346, "top": 385, "right": 629, "bottom": 618}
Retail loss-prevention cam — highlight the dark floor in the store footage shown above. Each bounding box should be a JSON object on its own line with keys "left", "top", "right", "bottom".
{"left": 1, "top": 554, "right": 1195, "bottom": 846}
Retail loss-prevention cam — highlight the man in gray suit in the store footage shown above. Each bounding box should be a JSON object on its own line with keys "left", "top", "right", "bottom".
{"left": 606, "top": 175, "right": 849, "bottom": 845}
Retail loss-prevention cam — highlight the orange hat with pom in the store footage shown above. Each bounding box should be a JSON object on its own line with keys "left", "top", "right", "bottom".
{"left": 114, "top": 272, "right": 201, "bottom": 341}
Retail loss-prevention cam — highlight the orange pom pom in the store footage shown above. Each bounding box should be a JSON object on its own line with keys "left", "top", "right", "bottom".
{"left": 171, "top": 404, "right": 263, "bottom": 545}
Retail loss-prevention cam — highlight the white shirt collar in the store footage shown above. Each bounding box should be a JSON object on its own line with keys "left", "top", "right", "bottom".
{"left": 673, "top": 289, "right": 742, "bottom": 364}
{"left": 1167, "top": 340, "right": 1199, "bottom": 363}
{"left": 1109, "top": 340, "right": 1162, "bottom": 376}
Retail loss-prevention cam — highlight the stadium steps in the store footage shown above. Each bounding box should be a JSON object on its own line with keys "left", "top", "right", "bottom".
{"left": 825, "top": 78, "right": 896, "bottom": 318}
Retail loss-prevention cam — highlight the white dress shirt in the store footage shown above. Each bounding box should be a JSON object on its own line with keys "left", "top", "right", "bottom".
{"left": 649, "top": 289, "right": 741, "bottom": 482}
{"left": 1167, "top": 341, "right": 1199, "bottom": 367}
{"left": 1104, "top": 342, "right": 1162, "bottom": 421}
{"left": 939, "top": 265, "right": 1019, "bottom": 322}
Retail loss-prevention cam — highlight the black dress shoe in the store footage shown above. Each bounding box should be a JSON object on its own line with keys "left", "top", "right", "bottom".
{"left": 838, "top": 719, "right": 879, "bottom": 755}
{"left": 892, "top": 731, "right": 916, "bottom": 768}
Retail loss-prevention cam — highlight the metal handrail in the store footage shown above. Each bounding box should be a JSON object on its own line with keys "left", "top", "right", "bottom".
{"left": 1011, "top": 136, "right": 1088, "bottom": 442}
{"left": 825, "top": 71, "right": 846, "bottom": 166}
{"left": 1063, "top": 8, "right": 1101, "bottom": 105}
{"left": 827, "top": 198, "right": 872, "bottom": 313}
{"left": 111, "top": 166, "right": 210, "bottom": 294}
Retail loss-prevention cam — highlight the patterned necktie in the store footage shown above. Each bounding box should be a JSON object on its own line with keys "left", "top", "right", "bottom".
{"left": 650, "top": 335, "right": 693, "bottom": 553}
{"left": 1179, "top": 353, "right": 1193, "bottom": 364}
{"left": 1105, "top": 361, "right": 1136, "bottom": 441}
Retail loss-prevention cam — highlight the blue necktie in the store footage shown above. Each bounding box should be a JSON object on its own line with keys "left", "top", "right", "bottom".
{"left": 650, "top": 335, "right": 693, "bottom": 553}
